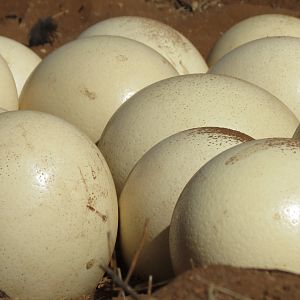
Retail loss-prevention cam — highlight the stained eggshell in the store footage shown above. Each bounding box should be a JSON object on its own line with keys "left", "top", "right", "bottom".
{"left": 78, "top": 16, "right": 207, "bottom": 75}
{"left": 209, "top": 36, "right": 300, "bottom": 121}
{"left": 0, "top": 111, "right": 118, "bottom": 300}
{"left": 0, "top": 36, "right": 41, "bottom": 96}
{"left": 170, "top": 138, "right": 300, "bottom": 275}
{"left": 120, "top": 127, "right": 253, "bottom": 280}
{"left": 19, "top": 36, "right": 178, "bottom": 142}
{"left": 98, "top": 74, "right": 298, "bottom": 195}
{"left": 208, "top": 14, "right": 300, "bottom": 66}
{"left": 0, "top": 54, "right": 18, "bottom": 111}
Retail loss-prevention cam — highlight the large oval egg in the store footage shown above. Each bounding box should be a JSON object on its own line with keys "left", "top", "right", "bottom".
{"left": 170, "top": 138, "right": 300, "bottom": 275}
{"left": 0, "top": 111, "right": 118, "bottom": 300}
{"left": 98, "top": 74, "right": 298, "bottom": 194}
{"left": 208, "top": 14, "right": 300, "bottom": 66}
{"left": 78, "top": 16, "right": 207, "bottom": 75}
{"left": 120, "top": 127, "right": 253, "bottom": 281}
{"left": 0, "top": 36, "right": 41, "bottom": 96}
{"left": 209, "top": 36, "right": 300, "bottom": 121}
{"left": 19, "top": 36, "right": 178, "bottom": 142}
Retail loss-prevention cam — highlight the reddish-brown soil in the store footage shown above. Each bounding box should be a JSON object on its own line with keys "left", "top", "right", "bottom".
{"left": 1, "top": 0, "right": 300, "bottom": 59}
{"left": 1, "top": 0, "right": 300, "bottom": 299}
{"left": 154, "top": 265, "right": 300, "bottom": 300}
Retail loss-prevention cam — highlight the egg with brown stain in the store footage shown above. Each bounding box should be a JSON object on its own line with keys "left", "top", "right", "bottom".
{"left": 120, "top": 127, "right": 253, "bottom": 281}
{"left": 78, "top": 16, "right": 207, "bottom": 75}
{"left": 19, "top": 35, "right": 178, "bottom": 142}
{"left": 98, "top": 74, "right": 298, "bottom": 195}
{"left": 170, "top": 138, "right": 300, "bottom": 275}
{"left": 0, "top": 111, "right": 118, "bottom": 300}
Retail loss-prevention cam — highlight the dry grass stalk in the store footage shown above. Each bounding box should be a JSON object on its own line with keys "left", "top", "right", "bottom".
{"left": 100, "top": 265, "right": 141, "bottom": 300}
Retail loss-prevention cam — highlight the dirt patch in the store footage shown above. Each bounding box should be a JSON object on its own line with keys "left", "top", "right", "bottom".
{"left": 1, "top": 0, "right": 300, "bottom": 59}
{"left": 154, "top": 265, "right": 300, "bottom": 300}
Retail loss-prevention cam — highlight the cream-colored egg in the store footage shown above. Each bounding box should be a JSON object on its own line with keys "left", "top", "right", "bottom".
{"left": 120, "top": 127, "right": 253, "bottom": 280}
{"left": 78, "top": 16, "right": 207, "bottom": 75}
{"left": 0, "top": 111, "right": 118, "bottom": 300}
{"left": 19, "top": 36, "right": 178, "bottom": 142}
{"left": 0, "top": 54, "right": 18, "bottom": 111}
{"left": 98, "top": 74, "right": 298, "bottom": 195}
{"left": 170, "top": 138, "right": 300, "bottom": 274}
{"left": 208, "top": 14, "right": 300, "bottom": 66}
{"left": 0, "top": 107, "right": 7, "bottom": 113}
{"left": 209, "top": 37, "right": 300, "bottom": 121}
{"left": 0, "top": 36, "right": 41, "bottom": 96}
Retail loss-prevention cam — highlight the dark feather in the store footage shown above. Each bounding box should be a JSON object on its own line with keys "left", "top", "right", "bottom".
{"left": 28, "top": 16, "right": 57, "bottom": 47}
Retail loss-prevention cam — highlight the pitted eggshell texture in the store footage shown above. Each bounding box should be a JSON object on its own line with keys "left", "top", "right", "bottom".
{"left": 78, "top": 16, "right": 207, "bottom": 75}
{"left": 120, "top": 127, "right": 253, "bottom": 280}
{"left": 208, "top": 14, "right": 300, "bottom": 66}
{"left": 170, "top": 138, "right": 300, "bottom": 274}
{"left": 98, "top": 73, "right": 298, "bottom": 194}
{"left": 0, "top": 111, "right": 118, "bottom": 300}
{"left": 209, "top": 36, "right": 300, "bottom": 121}
{"left": 19, "top": 35, "right": 178, "bottom": 143}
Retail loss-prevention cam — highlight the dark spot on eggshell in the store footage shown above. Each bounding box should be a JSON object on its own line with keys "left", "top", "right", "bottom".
{"left": 225, "top": 138, "right": 300, "bottom": 166}
{"left": 81, "top": 87, "right": 97, "bottom": 100}
{"left": 185, "top": 127, "right": 254, "bottom": 143}
{"left": 86, "top": 204, "right": 108, "bottom": 222}
{"left": 86, "top": 258, "right": 96, "bottom": 270}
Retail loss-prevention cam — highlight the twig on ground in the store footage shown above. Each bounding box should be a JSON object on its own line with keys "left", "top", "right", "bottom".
{"left": 117, "top": 268, "right": 126, "bottom": 299}
{"left": 100, "top": 265, "right": 141, "bottom": 300}
{"left": 134, "top": 279, "right": 171, "bottom": 292}
{"left": 208, "top": 283, "right": 216, "bottom": 300}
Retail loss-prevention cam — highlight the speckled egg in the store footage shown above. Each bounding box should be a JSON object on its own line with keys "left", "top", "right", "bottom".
{"left": 98, "top": 73, "right": 298, "bottom": 194}
{"left": 0, "top": 111, "right": 118, "bottom": 300}
{"left": 78, "top": 16, "right": 207, "bottom": 75}
{"left": 170, "top": 138, "right": 300, "bottom": 275}
{"left": 19, "top": 36, "right": 178, "bottom": 142}
{"left": 120, "top": 127, "right": 253, "bottom": 280}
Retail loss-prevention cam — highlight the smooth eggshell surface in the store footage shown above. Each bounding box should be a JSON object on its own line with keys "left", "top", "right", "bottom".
{"left": 208, "top": 14, "right": 300, "bottom": 66}
{"left": 0, "top": 54, "right": 18, "bottom": 111}
{"left": 78, "top": 16, "right": 208, "bottom": 75}
{"left": 170, "top": 138, "right": 300, "bottom": 274}
{"left": 98, "top": 74, "right": 298, "bottom": 195}
{"left": 19, "top": 36, "right": 178, "bottom": 142}
{"left": 209, "top": 36, "right": 300, "bottom": 121}
{"left": 120, "top": 127, "right": 253, "bottom": 280}
{"left": 0, "top": 36, "right": 41, "bottom": 96}
{"left": 0, "top": 111, "right": 118, "bottom": 300}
